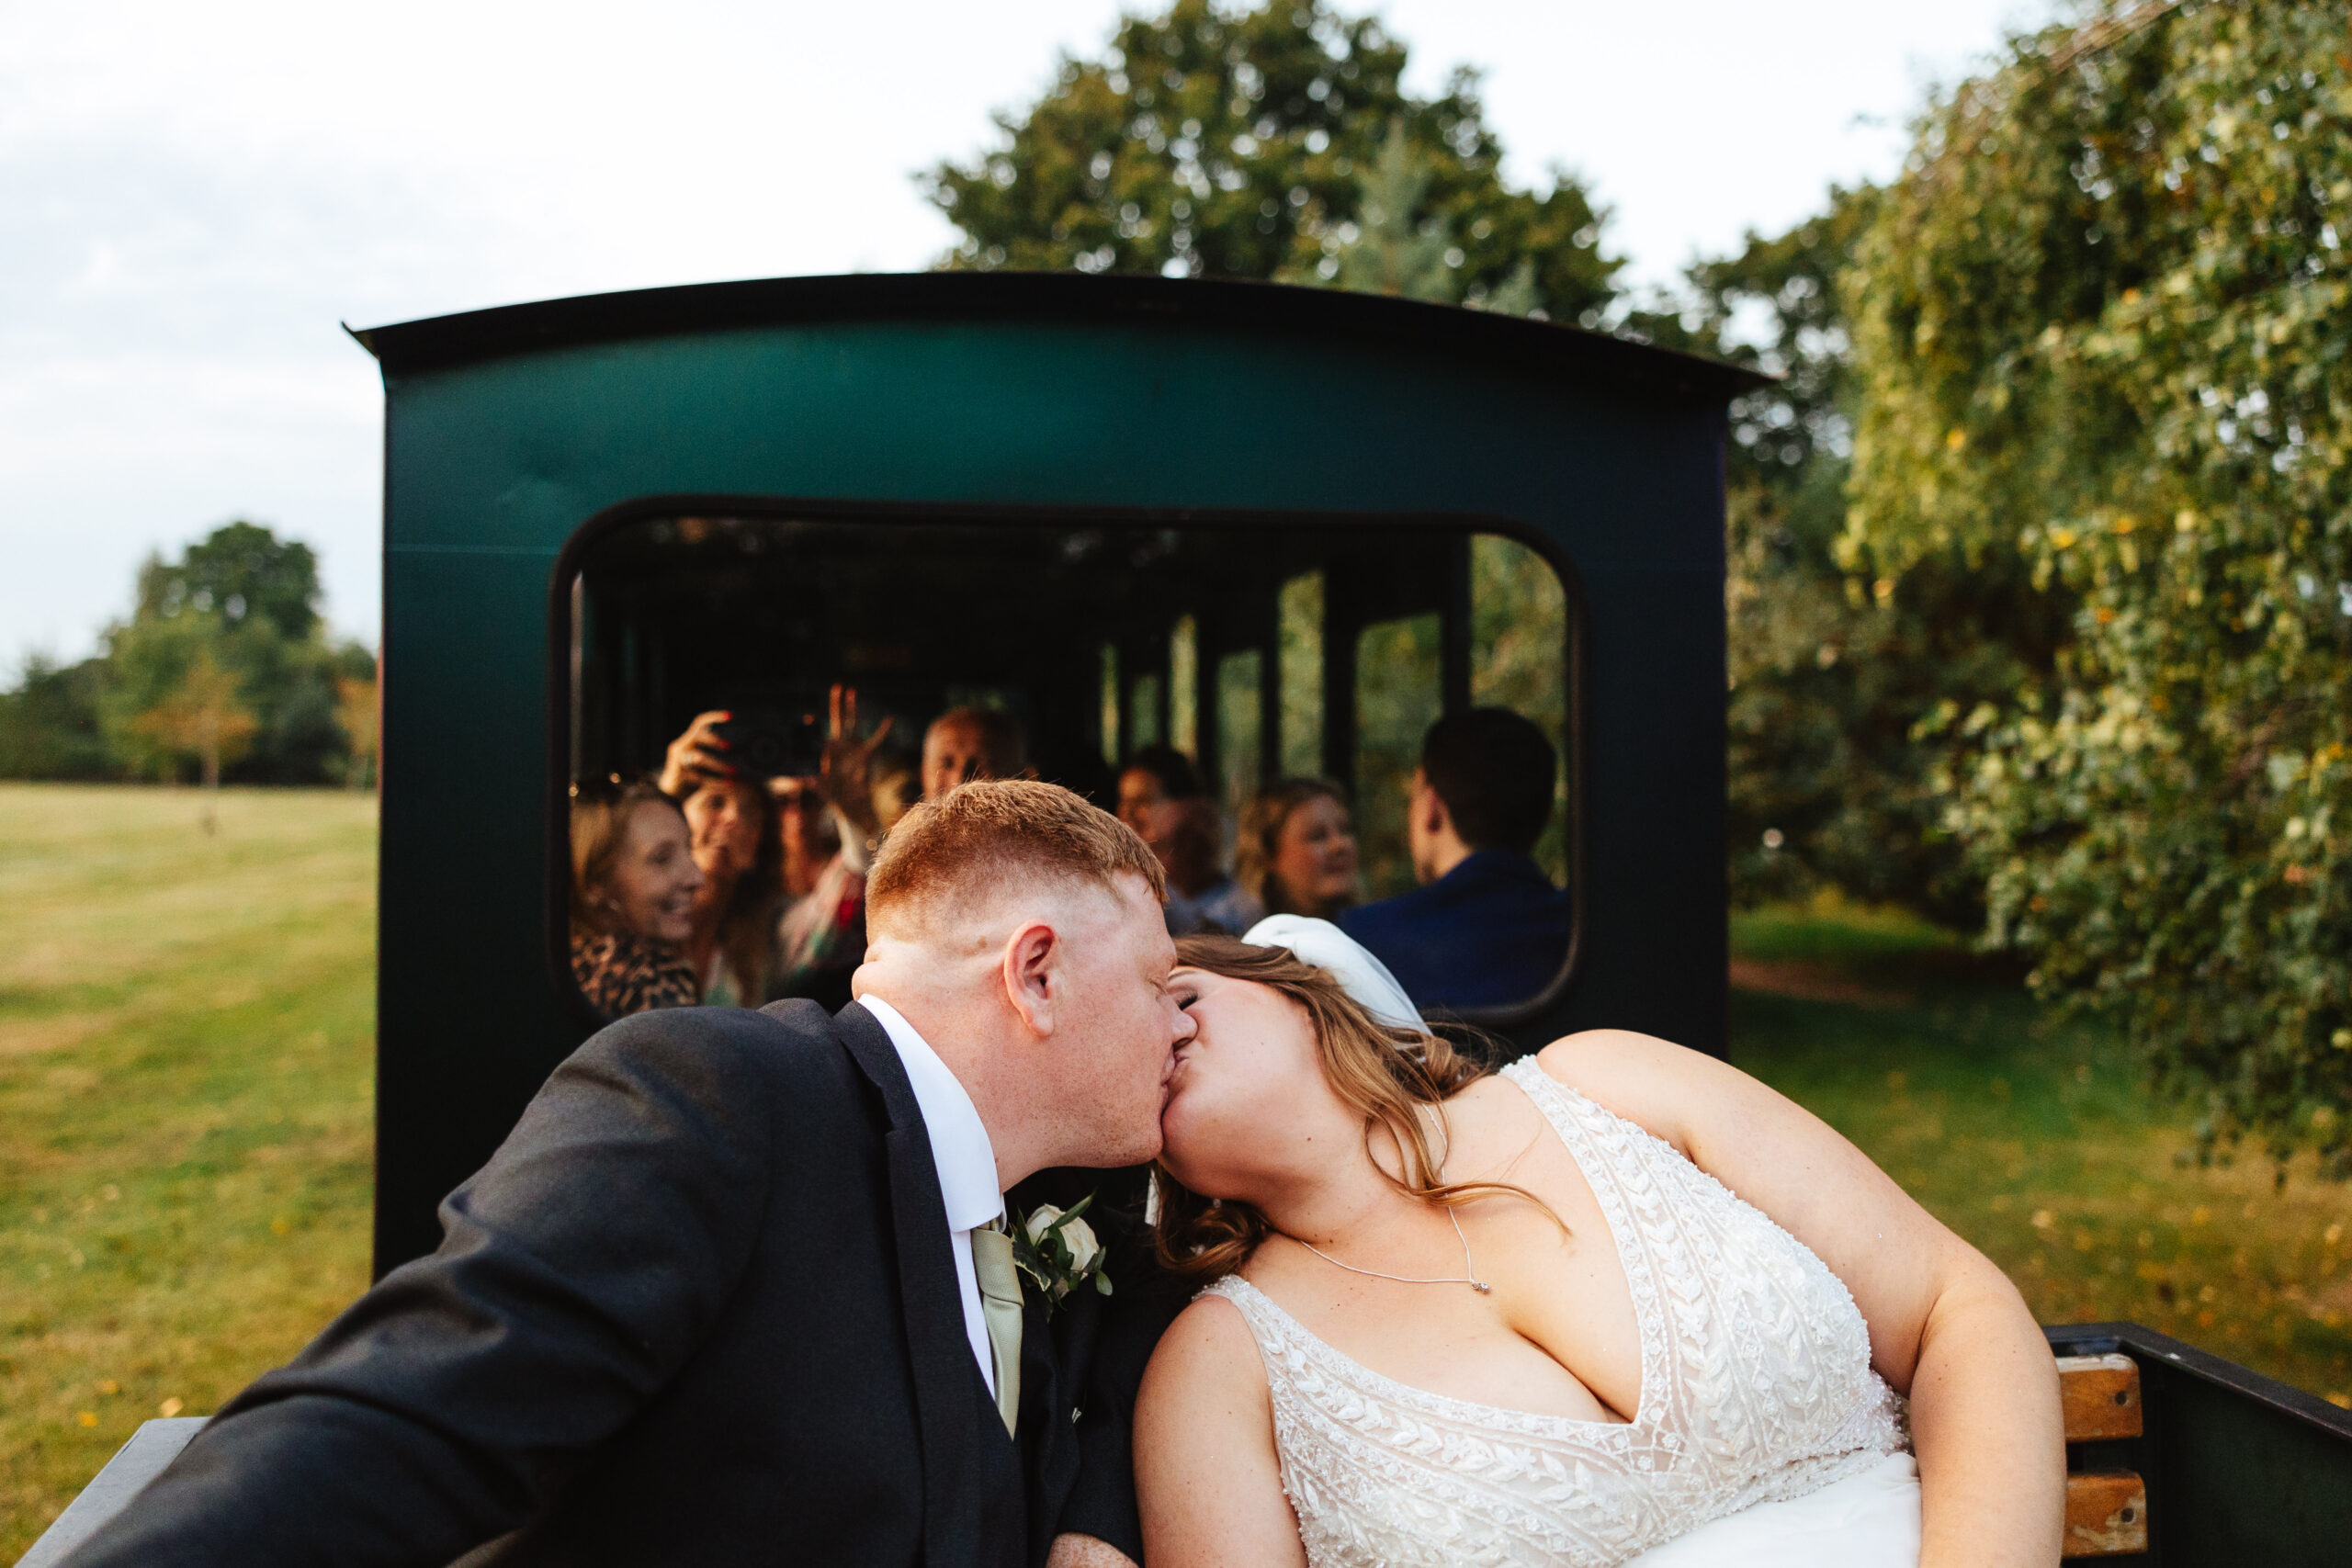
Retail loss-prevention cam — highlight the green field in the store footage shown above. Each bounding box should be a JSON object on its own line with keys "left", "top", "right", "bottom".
{"left": 3, "top": 785, "right": 2349, "bottom": 1555}
{"left": 0, "top": 784, "right": 377, "bottom": 1561}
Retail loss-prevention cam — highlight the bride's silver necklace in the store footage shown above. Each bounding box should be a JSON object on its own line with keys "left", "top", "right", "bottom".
{"left": 1290, "top": 1207, "right": 1492, "bottom": 1293}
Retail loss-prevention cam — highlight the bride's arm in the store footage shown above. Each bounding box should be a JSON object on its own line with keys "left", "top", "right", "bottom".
{"left": 1135, "top": 1295, "right": 1309, "bottom": 1568}
{"left": 1536, "top": 1032, "right": 2064, "bottom": 1568}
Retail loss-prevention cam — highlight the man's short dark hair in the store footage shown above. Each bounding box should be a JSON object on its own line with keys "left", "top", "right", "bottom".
{"left": 1420, "top": 708, "right": 1557, "bottom": 854}
{"left": 1124, "top": 744, "right": 1206, "bottom": 801}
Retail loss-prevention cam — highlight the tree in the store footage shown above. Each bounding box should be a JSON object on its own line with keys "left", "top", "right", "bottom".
{"left": 1845, "top": 0, "right": 2352, "bottom": 1166}
{"left": 3, "top": 520, "right": 361, "bottom": 785}
{"left": 1325, "top": 120, "right": 1456, "bottom": 301}
{"left": 922, "top": 0, "right": 1620, "bottom": 322}
{"left": 128, "top": 639, "right": 259, "bottom": 829}
{"left": 336, "top": 673, "right": 379, "bottom": 790}
{"left": 0, "top": 654, "right": 108, "bottom": 780}
{"left": 104, "top": 611, "right": 234, "bottom": 784}
{"left": 138, "top": 519, "right": 321, "bottom": 641}
{"left": 1657, "top": 187, "right": 2072, "bottom": 921}
{"left": 106, "top": 523, "right": 365, "bottom": 785}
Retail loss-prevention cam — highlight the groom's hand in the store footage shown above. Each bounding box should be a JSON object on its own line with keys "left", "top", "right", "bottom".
{"left": 1049, "top": 1532, "right": 1137, "bottom": 1568}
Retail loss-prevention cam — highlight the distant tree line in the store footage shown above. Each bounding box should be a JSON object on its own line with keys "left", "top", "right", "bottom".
{"left": 936, "top": 0, "right": 2352, "bottom": 1164}
{"left": 0, "top": 522, "right": 378, "bottom": 789}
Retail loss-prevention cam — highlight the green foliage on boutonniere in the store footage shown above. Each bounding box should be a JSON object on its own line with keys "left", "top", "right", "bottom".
{"left": 1012, "top": 1192, "right": 1113, "bottom": 1313}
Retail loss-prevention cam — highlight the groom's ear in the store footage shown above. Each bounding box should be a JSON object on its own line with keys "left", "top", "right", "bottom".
{"left": 1000, "top": 919, "right": 1060, "bottom": 1037}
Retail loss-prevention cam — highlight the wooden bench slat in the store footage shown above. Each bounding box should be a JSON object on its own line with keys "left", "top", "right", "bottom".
{"left": 2057, "top": 1352, "right": 2143, "bottom": 1441}
{"left": 2062, "top": 1471, "right": 2148, "bottom": 1558}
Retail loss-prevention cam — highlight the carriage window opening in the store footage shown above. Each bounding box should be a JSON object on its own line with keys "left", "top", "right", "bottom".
{"left": 1216, "top": 649, "right": 1264, "bottom": 837}
{"left": 1471, "top": 535, "right": 1571, "bottom": 886}
{"left": 1279, "top": 570, "right": 1323, "bottom": 777}
{"left": 1094, "top": 645, "right": 1120, "bottom": 767}
{"left": 1355, "top": 614, "right": 1444, "bottom": 899}
{"left": 1128, "top": 673, "right": 1164, "bottom": 750}
{"left": 1170, "top": 616, "right": 1200, "bottom": 758}
{"left": 562, "top": 514, "right": 1575, "bottom": 1025}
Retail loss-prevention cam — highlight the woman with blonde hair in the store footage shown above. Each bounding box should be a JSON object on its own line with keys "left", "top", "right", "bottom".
{"left": 1235, "top": 777, "right": 1361, "bottom": 921}
{"left": 1136, "top": 919, "right": 2064, "bottom": 1568}
{"left": 568, "top": 778, "right": 703, "bottom": 1017}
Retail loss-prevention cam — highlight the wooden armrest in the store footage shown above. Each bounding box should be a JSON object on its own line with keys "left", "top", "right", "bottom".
{"left": 2057, "top": 1352, "right": 2142, "bottom": 1440}
{"left": 2055, "top": 1351, "right": 2147, "bottom": 1556}
{"left": 2063, "top": 1471, "right": 2147, "bottom": 1558}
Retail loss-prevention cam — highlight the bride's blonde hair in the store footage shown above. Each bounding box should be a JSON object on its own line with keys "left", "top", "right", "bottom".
{"left": 1155, "top": 934, "right": 1558, "bottom": 1280}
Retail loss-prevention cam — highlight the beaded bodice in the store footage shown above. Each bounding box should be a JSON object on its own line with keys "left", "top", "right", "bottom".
{"left": 1209, "top": 1057, "right": 1907, "bottom": 1568}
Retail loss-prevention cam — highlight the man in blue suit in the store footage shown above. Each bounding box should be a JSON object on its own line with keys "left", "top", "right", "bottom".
{"left": 1340, "top": 708, "right": 1570, "bottom": 1011}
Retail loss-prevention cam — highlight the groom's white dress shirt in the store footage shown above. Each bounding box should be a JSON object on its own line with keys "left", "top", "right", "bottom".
{"left": 854, "top": 995, "right": 1006, "bottom": 1397}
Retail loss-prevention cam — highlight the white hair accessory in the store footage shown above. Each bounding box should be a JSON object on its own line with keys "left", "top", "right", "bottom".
{"left": 1238, "top": 915, "right": 1423, "bottom": 1032}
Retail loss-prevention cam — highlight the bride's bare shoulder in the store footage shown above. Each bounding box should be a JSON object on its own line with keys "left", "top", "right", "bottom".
{"left": 1135, "top": 1287, "right": 1303, "bottom": 1565}
{"left": 1137, "top": 1289, "right": 1272, "bottom": 1439}
{"left": 1527, "top": 1029, "right": 1748, "bottom": 1155}
{"left": 1143, "top": 1291, "right": 1261, "bottom": 1389}
{"left": 1532, "top": 1027, "right": 1719, "bottom": 1080}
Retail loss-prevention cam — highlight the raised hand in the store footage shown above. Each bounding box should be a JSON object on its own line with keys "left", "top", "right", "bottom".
{"left": 819, "top": 684, "right": 894, "bottom": 838}
{"left": 658, "top": 710, "right": 736, "bottom": 797}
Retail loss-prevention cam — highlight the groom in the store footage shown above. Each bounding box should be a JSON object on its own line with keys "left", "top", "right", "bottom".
{"left": 62, "top": 781, "right": 1190, "bottom": 1568}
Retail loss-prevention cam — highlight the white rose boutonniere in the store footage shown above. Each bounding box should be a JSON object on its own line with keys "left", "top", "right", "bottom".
{"left": 1012, "top": 1192, "right": 1113, "bottom": 1312}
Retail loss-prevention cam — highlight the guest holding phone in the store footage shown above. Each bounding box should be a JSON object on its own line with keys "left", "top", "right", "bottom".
{"left": 659, "top": 711, "right": 785, "bottom": 1006}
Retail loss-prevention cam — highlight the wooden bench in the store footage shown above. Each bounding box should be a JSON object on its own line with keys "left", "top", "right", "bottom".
{"left": 2059, "top": 1349, "right": 2147, "bottom": 1557}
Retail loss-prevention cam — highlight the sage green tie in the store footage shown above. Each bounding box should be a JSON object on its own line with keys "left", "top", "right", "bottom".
{"left": 969, "top": 1224, "right": 1023, "bottom": 1438}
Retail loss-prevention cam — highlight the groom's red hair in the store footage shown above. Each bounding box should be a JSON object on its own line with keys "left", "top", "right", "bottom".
{"left": 867, "top": 779, "right": 1165, "bottom": 933}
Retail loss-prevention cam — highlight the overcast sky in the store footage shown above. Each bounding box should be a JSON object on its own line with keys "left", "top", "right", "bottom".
{"left": 1, "top": 0, "right": 2038, "bottom": 661}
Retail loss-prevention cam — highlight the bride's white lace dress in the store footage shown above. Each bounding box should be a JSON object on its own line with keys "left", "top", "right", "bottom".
{"left": 1208, "top": 1057, "right": 1920, "bottom": 1567}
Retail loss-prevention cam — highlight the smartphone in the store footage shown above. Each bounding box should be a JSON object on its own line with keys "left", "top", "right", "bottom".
{"left": 713, "top": 708, "right": 825, "bottom": 780}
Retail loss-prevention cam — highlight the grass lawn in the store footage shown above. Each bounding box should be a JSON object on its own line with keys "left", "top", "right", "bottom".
{"left": 1730, "top": 896, "right": 2352, "bottom": 1405}
{"left": 0, "top": 784, "right": 377, "bottom": 1561}
{"left": 3, "top": 787, "right": 2348, "bottom": 1555}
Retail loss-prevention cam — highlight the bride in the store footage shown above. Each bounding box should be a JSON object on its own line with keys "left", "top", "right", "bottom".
{"left": 1134, "top": 919, "right": 2064, "bottom": 1567}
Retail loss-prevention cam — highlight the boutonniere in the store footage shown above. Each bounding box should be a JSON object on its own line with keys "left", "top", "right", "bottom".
{"left": 1012, "top": 1192, "right": 1113, "bottom": 1312}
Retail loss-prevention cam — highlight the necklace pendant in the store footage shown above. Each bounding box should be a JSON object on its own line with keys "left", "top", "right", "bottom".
{"left": 1471, "top": 1280, "right": 1492, "bottom": 1294}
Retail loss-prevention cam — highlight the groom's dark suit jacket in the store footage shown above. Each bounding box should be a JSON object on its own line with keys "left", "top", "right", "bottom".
{"left": 62, "top": 998, "right": 1176, "bottom": 1568}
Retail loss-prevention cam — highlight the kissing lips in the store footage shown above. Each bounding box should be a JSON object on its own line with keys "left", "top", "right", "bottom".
{"left": 1159, "top": 1049, "right": 1193, "bottom": 1107}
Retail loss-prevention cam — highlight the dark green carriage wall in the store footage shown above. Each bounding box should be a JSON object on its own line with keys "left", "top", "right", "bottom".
{"left": 365, "top": 276, "right": 1755, "bottom": 1273}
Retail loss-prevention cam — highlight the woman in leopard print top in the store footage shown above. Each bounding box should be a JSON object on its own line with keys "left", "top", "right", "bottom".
{"left": 568, "top": 778, "right": 705, "bottom": 1017}
{"left": 571, "top": 928, "right": 699, "bottom": 1016}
